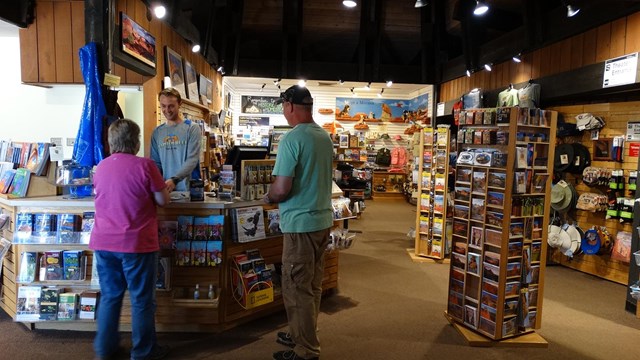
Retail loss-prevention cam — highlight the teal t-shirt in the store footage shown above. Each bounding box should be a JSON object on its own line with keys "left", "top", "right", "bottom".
{"left": 272, "top": 123, "right": 334, "bottom": 233}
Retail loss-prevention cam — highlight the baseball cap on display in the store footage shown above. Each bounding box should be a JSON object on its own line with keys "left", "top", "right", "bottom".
{"left": 275, "top": 85, "right": 314, "bottom": 105}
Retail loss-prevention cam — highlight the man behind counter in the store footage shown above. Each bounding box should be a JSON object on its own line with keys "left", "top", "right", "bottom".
{"left": 150, "top": 88, "right": 202, "bottom": 192}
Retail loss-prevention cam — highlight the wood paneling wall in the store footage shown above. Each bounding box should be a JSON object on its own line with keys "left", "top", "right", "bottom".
{"left": 545, "top": 102, "right": 640, "bottom": 284}
{"left": 439, "top": 12, "right": 640, "bottom": 103}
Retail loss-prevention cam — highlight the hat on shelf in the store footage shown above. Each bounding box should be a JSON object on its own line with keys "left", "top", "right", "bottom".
{"left": 275, "top": 85, "right": 314, "bottom": 105}
{"left": 554, "top": 143, "right": 575, "bottom": 172}
{"left": 547, "top": 224, "right": 572, "bottom": 254}
{"left": 550, "top": 181, "right": 574, "bottom": 212}
{"left": 575, "top": 113, "right": 605, "bottom": 131}
{"left": 569, "top": 143, "right": 591, "bottom": 174}
{"left": 563, "top": 224, "right": 582, "bottom": 257}
{"left": 581, "top": 228, "right": 601, "bottom": 255}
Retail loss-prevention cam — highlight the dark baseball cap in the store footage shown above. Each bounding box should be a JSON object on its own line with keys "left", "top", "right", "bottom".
{"left": 275, "top": 85, "right": 313, "bottom": 105}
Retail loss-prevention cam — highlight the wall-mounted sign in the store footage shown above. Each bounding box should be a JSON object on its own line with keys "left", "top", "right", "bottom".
{"left": 436, "top": 102, "right": 445, "bottom": 117}
{"left": 335, "top": 93, "right": 429, "bottom": 123}
{"left": 603, "top": 52, "right": 638, "bottom": 88}
{"left": 239, "top": 116, "right": 270, "bottom": 127}
{"left": 241, "top": 95, "right": 283, "bottom": 114}
{"left": 626, "top": 122, "right": 640, "bottom": 141}
{"left": 629, "top": 143, "right": 640, "bottom": 157}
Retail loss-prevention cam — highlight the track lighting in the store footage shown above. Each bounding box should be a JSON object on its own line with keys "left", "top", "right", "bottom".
{"left": 377, "top": 88, "right": 384, "bottom": 98}
{"left": 473, "top": 0, "right": 489, "bottom": 16}
{"left": 338, "top": 79, "right": 344, "bottom": 85}
{"left": 260, "top": 83, "right": 266, "bottom": 91}
{"left": 343, "top": 1, "right": 357, "bottom": 8}
{"left": 386, "top": 80, "right": 393, "bottom": 87}
{"left": 466, "top": 69, "right": 471, "bottom": 77}
{"left": 274, "top": 78, "right": 281, "bottom": 86}
{"left": 151, "top": 3, "right": 166, "bottom": 19}
{"left": 191, "top": 44, "right": 200, "bottom": 53}
{"left": 350, "top": 87, "right": 356, "bottom": 97}
{"left": 298, "top": 79, "right": 307, "bottom": 87}
{"left": 364, "top": 82, "right": 371, "bottom": 90}
{"left": 566, "top": 4, "right": 580, "bottom": 17}
{"left": 512, "top": 53, "right": 522, "bottom": 63}
{"left": 414, "top": 0, "right": 427, "bottom": 8}
{"left": 484, "top": 63, "right": 492, "bottom": 71}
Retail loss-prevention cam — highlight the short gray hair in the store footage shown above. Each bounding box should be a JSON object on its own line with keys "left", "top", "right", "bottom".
{"left": 108, "top": 119, "right": 140, "bottom": 154}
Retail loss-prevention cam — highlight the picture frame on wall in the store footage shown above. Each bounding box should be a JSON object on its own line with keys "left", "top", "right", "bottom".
{"left": 183, "top": 60, "right": 198, "bottom": 100}
{"left": 593, "top": 138, "right": 612, "bottom": 160}
{"left": 120, "top": 13, "right": 156, "bottom": 69}
{"left": 165, "top": 46, "right": 186, "bottom": 99}
{"left": 199, "top": 74, "right": 213, "bottom": 105}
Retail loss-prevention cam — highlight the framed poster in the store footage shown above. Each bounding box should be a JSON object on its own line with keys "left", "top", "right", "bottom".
{"left": 120, "top": 13, "right": 156, "bottom": 68}
{"left": 593, "top": 138, "right": 612, "bottom": 160}
{"left": 241, "top": 96, "right": 283, "bottom": 114}
{"left": 183, "top": 60, "right": 198, "bottom": 100}
{"left": 199, "top": 74, "right": 213, "bottom": 104}
{"left": 165, "top": 46, "right": 186, "bottom": 99}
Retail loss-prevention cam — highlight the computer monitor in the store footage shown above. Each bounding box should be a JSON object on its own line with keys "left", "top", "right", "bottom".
{"left": 224, "top": 146, "right": 269, "bottom": 191}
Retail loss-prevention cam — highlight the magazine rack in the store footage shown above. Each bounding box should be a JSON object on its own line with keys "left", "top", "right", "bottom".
{"left": 230, "top": 263, "right": 274, "bottom": 310}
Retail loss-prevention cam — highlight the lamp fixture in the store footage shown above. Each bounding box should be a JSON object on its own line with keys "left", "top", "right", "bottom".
{"left": 364, "top": 82, "right": 371, "bottom": 90}
{"left": 350, "top": 87, "right": 356, "bottom": 97}
{"left": 386, "top": 80, "right": 393, "bottom": 87}
{"left": 298, "top": 79, "right": 307, "bottom": 87}
{"left": 274, "top": 78, "right": 281, "bottom": 86}
{"left": 466, "top": 69, "right": 471, "bottom": 77}
{"left": 260, "top": 83, "right": 266, "bottom": 91}
{"left": 377, "top": 88, "right": 384, "bottom": 98}
{"left": 484, "top": 63, "right": 492, "bottom": 71}
{"left": 151, "top": 3, "right": 166, "bottom": 19}
{"left": 414, "top": 0, "right": 427, "bottom": 8}
{"left": 191, "top": 44, "right": 200, "bottom": 53}
{"left": 343, "top": 1, "right": 357, "bottom": 8}
{"left": 473, "top": 0, "right": 489, "bottom": 16}
{"left": 338, "top": 79, "right": 344, "bottom": 85}
{"left": 512, "top": 53, "right": 522, "bottom": 63}
{"left": 566, "top": 4, "right": 580, "bottom": 17}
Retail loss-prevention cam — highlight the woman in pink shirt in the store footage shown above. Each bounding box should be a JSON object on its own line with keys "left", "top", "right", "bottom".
{"left": 90, "top": 119, "right": 169, "bottom": 360}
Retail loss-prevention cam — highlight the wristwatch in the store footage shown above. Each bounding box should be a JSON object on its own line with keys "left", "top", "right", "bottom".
{"left": 170, "top": 177, "right": 180, "bottom": 185}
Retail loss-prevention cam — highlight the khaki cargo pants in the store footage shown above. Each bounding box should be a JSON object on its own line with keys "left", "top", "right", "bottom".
{"left": 282, "top": 228, "right": 331, "bottom": 359}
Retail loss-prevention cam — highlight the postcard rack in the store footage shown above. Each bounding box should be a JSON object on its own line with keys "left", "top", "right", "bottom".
{"left": 414, "top": 126, "right": 450, "bottom": 259}
{"left": 447, "top": 107, "right": 557, "bottom": 341}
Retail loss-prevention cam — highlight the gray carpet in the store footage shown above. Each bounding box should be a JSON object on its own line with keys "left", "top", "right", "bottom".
{"left": 1, "top": 200, "right": 640, "bottom": 359}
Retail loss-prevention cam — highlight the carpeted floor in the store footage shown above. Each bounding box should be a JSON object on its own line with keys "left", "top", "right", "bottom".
{"left": 1, "top": 199, "right": 640, "bottom": 359}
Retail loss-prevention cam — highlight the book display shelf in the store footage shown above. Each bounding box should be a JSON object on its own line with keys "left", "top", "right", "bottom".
{"left": 446, "top": 107, "right": 557, "bottom": 341}
{"left": 414, "top": 126, "right": 451, "bottom": 259}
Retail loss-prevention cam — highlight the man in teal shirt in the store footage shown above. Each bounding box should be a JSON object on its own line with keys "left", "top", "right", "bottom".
{"left": 264, "top": 85, "right": 333, "bottom": 360}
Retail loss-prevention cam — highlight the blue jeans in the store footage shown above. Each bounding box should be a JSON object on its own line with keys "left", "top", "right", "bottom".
{"left": 94, "top": 251, "right": 158, "bottom": 360}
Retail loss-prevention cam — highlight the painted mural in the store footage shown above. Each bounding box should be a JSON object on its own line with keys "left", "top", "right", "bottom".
{"left": 335, "top": 93, "right": 429, "bottom": 123}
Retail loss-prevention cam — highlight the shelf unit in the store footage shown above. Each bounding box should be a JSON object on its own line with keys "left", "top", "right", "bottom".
{"left": 414, "top": 126, "right": 450, "bottom": 259}
{"left": 447, "top": 107, "right": 557, "bottom": 340}
{"left": 371, "top": 171, "right": 406, "bottom": 199}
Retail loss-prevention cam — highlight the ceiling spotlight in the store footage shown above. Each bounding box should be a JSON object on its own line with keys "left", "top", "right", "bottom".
{"left": 364, "top": 82, "right": 371, "bottom": 90}
{"left": 512, "top": 53, "right": 522, "bottom": 63}
{"left": 343, "top": 0, "right": 357, "bottom": 8}
{"left": 484, "top": 63, "right": 492, "bottom": 71}
{"left": 386, "top": 80, "right": 393, "bottom": 87}
{"left": 338, "top": 79, "right": 345, "bottom": 85}
{"left": 274, "top": 78, "right": 281, "bottom": 85}
{"left": 217, "top": 66, "right": 224, "bottom": 72}
{"left": 466, "top": 69, "right": 471, "bottom": 77}
{"left": 473, "top": 0, "right": 489, "bottom": 16}
{"left": 191, "top": 44, "right": 201, "bottom": 53}
{"left": 260, "top": 83, "right": 266, "bottom": 91}
{"left": 377, "top": 88, "right": 384, "bottom": 98}
{"left": 152, "top": 4, "right": 166, "bottom": 19}
{"left": 414, "top": 0, "right": 427, "bottom": 8}
{"left": 298, "top": 79, "right": 307, "bottom": 87}
{"left": 567, "top": 4, "right": 580, "bottom": 17}
{"left": 350, "top": 87, "right": 356, "bottom": 97}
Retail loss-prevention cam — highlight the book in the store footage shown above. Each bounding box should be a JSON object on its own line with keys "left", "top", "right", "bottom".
{"left": 81, "top": 212, "right": 95, "bottom": 244}
{"left": 16, "top": 285, "right": 42, "bottom": 321}
{"left": 57, "top": 292, "right": 78, "bottom": 320}
{"left": 39, "top": 287, "right": 61, "bottom": 321}
{"left": 63, "top": 250, "right": 83, "bottom": 280}
{"left": 177, "top": 215, "right": 194, "bottom": 240}
{"left": 157, "top": 220, "right": 178, "bottom": 250}
{"left": 78, "top": 291, "right": 100, "bottom": 320}
{"left": 193, "top": 216, "right": 210, "bottom": 240}
{"left": 9, "top": 168, "right": 31, "bottom": 197}
{"left": 206, "top": 240, "right": 223, "bottom": 267}
{"left": 209, "top": 215, "right": 224, "bottom": 240}
{"left": 156, "top": 257, "right": 171, "bottom": 289}
{"left": 0, "top": 168, "right": 15, "bottom": 193}
{"left": 33, "top": 213, "right": 57, "bottom": 238}
{"left": 17, "top": 251, "right": 37, "bottom": 283}
{"left": 191, "top": 240, "right": 207, "bottom": 266}
{"left": 43, "top": 250, "right": 64, "bottom": 281}
{"left": 234, "top": 206, "right": 266, "bottom": 243}
{"left": 175, "top": 241, "right": 191, "bottom": 266}
{"left": 57, "top": 213, "right": 81, "bottom": 243}
{"left": 265, "top": 208, "right": 282, "bottom": 236}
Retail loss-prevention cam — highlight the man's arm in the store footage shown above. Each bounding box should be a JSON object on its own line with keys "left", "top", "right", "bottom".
{"left": 171, "top": 124, "right": 202, "bottom": 181}
{"left": 264, "top": 175, "right": 293, "bottom": 204}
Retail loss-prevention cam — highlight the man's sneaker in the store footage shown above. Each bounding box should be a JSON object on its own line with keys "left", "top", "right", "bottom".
{"left": 272, "top": 349, "right": 318, "bottom": 360}
{"left": 276, "top": 331, "right": 295, "bottom": 348}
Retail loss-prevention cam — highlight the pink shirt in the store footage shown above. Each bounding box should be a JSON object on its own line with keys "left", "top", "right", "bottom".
{"left": 89, "top": 153, "right": 166, "bottom": 253}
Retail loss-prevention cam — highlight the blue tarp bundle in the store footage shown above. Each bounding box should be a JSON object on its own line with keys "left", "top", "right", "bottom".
{"left": 72, "top": 42, "right": 106, "bottom": 167}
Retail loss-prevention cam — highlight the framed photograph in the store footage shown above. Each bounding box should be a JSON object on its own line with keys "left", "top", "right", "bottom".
{"left": 165, "top": 46, "right": 186, "bottom": 99}
{"left": 199, "top": 74, "right": 213, "bottom": 104}
{"left": 112, "top": 12, "right": 156, "bottom": 76}
{"left": 183, "top": 60, "right": 199, "bottom": 100}
{"left": 593, "top": 138, "right": 612, "bottom": 160}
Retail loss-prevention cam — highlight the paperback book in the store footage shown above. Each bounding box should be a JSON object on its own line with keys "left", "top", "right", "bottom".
{"left": 39, "top": 287, "right": 61, "bottom": 321}
{"left": 207, "top": 240, "right": 223, "bottom": 266}
{"left": 16, "top": 285, "right": 42, "bottom": 321}
{"left": 265, "top": 208, "right": 282, "bottom": 236}
{"left": 157, "top": 220, "right": 178, "bottom": 250}
{"left": 234, "top": 206, "right": 266, "bottom": 243}
{"left": 57, "top": 292, "right": 78, "bottom": 321}
{"left": 63, "top": 250, "right": 83, "bottom": 280}
{"left": 78, "top": 290, "right": 100, "bottom": 320}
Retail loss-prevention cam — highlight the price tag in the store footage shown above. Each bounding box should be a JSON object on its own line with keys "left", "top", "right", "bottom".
{"left": 103, "top": 73, "right": 121, "bottom": 87}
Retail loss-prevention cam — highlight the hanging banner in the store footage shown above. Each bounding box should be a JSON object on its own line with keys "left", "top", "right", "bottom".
{"left": 241, "top": 95, "right": 283, "bottom": 114}
{"left": 335, "top": 93, "right": 429, "bottom": 123}
{"left": 603, "top": 53, "right": 638, "bottom": 88}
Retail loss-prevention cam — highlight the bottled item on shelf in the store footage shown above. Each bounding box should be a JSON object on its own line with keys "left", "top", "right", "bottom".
{"left": 208, "top": 284, "right": 215, "bottom": 300}
{"left": 194, "top": 283, "right": 200, "bottom": 300}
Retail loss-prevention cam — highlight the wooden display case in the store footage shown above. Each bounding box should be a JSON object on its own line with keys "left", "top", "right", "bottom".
{"left": 372, "top": 171, "right": 405, "bottom": 199}
{"left": 447, "top": 107, "right": 557, "bottom": 340}
{"left": 415, "top": 127, "right": 450, "bottom": 259}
